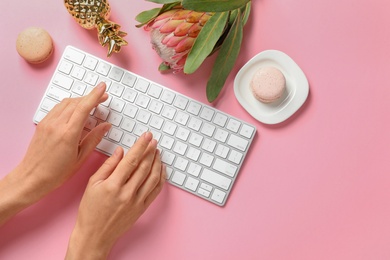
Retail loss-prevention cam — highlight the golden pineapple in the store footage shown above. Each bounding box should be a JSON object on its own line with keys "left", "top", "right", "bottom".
{"left": 64, "top": 0, "right": 127, "bottom": 57}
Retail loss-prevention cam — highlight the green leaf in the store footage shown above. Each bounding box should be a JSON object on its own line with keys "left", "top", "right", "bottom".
{"left": 229, "top": 2, "right": 251, "bottom": 26}
{"left": 135, "top": 8, "right": 161, "bottom": 27}
{"left": 182, "top": 0, "right": 250, "bottom": 12}
{"left": 242, "top": 1, "right": 251, "bottom": 25}
{"left": 135, "top": 2, "right": 181, "bottom": 28}
{"left": 146, "top": 0, "right": 179, "bottom": 4}
{"left": 158, "top": 62, "right": 171, "bottom": 71}
{"left": 206, "top": 10, "right": 243, "bottom": 102}
{"left": 184, "top": 12, "right": 229, "bottom": 74}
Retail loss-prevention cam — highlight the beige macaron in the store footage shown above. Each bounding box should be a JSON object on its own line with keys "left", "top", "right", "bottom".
{"left": 250, "top": 67, "right": 286, "bottom": 103}
{"left": 16, "top": 27, "right": 53, "bottom": 64}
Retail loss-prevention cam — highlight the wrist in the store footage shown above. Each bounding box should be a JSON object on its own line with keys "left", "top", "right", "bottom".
{"left": 66, "top": 225, "right": 113, "bottom": 260}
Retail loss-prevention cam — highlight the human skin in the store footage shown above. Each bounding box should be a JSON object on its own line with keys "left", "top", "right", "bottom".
{"left": 0, "top": 82, "right": 166, "bottom": 259}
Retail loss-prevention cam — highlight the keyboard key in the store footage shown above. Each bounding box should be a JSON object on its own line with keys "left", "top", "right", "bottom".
{"left": 186, "top": 147, "right": 201, "bottom": 161}
{"left": 173, "top": 141, "right": 188, "bottom": 156}
{"left": 212, "top": 158, "right": 237, "bottom": 177}
{"left": 84, "top": 71, "right": 99, "bottom": 85}
{"left": 161, "top": 106, "right": 176, "bottom": 120}
{"left": 109, "top": 83, "right": 125, "bottom": 97}
{"left": 228, "top": 150, "right": 243, "bottom": 164}
{"left": 72, "top": 81, "right": 87, "bottom": 96}
{"left": 64, "top": 48, "right": 85, "bottom": 64}
{"left": 109, "top": 67, "right": 124, "bottom": 81}
{"left": 59, "top": 60, "right": 73, "bottom": 74}
{"left": 188, "top": 117, "right": 202, "bottom": 131}
{"left": 109, "top": 128, "right": 123, "bottom": 142}
{"left": 122, "top": 133, "right": 137, "bottom": 147}
{"left": 200, "top": 107, "right": 214, "bottom": 121}
{"left": 149, "top": 99, "right": 163, "bottom": 114}
{"left": 97, "top": 138, "right": 119, "bottom": 155}
{"left": 94, "top": 106, "right": 110, "bottom": 121}
{"left": 211, "top": 189, "right": 226, "bottom": 204}
{"left": 161, "top": 151, "right": 175, "bottom": 165}
{"left": 173, "top": 96, "right": 188, "bottom": 110}
{"left": 215, "top": 144, "right": 229, "bottom": 158}
{"left": 96, "top": 61, "right": 111, "bottom": 76}
{"left": 227, "top": 134, "right": 249, "bottom": 152}
{"left": 187, "top": 101, "right": 201, "bottom": 115}
{"left": 41, "top": 98, "right": 58, "bottom": 112}
{"left": 199, "top": 153, "right": 214, "bottom": 167}
{"left": 135, "top": 78, "right": 149, "bottom": 93}
{"left": 133, "top": 124, "right": 148, "bottom": 136}
{"left": 161, "top": 90, "right": 175, "bottom": 104}
{"left": 176, "top": 127, "right": 190, "bottom": 141}
{"left": 84, "top": 56, "right": 98, "bottom": 70}
{"left": 197, "top": 188, "right": 210, "bottom": 197}
{"left": 122, "top": 72, "right": 137, "bottom": 87}
{"left": 201, "top": 168, "right": 232, "bottom": 191}
{"left": 121, "top": 118, "right": 136, "bottom": 132}
{"left": 47, "top": 85, "right": 71, "bottom": 101}
{"left": 162, "top": 121, "right": 177, "bottom": 135}
{"left": 124, "top": 104, "right": 138, "bottom": 118}
{"left": 53, "top": 73, "right": 73, "bottom": 90}
{"left": 107, "top": 112, "right": 123, "bottom": 127}
{"left": 175, "top": 111, "right": 189, "bottom": 125}
{"left": 185, "top": 177, "right": 199, "bottom": 191}
{"left": 172, "top": 171, "right": 186, "bottom": 186}
{"left": 110, "top": 98, "right": 125, "bottom": 113}
{"left": 161, "top": 135, "right": 174, "bottom": 150}
{"left": 226, "top": 118, "right": 241, "bottom": 133}
{"left": 123, "top": 88, "right": 137, "bottom": 103}
{"left": 174, "top": 157, "right": 188, "bottom": 171}
{"left": 71, "top": 66, "right": 86, "bottom": 80}
{"left": 148, "top": 84, "right": 162, "bottom": 98}
{"left": 187, "top": 163, "right": 202, "bottom": 177}
{"left": 135, "top": 94, "right": 150, "bottom": 108}
{"left": 240, "top": 124, "right": 255, "bottom": 139}
{"left": 213, "top": 113, "right": 228, "bottom": 127}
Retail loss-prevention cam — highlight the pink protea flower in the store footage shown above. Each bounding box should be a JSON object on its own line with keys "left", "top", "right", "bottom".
{"left": 144, "top": 8, "right": 213, "bottom": 72}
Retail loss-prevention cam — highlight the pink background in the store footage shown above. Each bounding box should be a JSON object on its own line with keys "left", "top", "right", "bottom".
{"left": 1, "top": 0, "right": 390, "bottom": 259}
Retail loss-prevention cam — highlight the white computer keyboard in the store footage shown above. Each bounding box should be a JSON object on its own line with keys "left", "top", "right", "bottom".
{"left": 33, "top": 46, "right": 256, "bottom": 206}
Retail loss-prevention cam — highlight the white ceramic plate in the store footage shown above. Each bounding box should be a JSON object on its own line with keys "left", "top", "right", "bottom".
{"left": 234, "top": 50, "right": 309, "bottom": 124}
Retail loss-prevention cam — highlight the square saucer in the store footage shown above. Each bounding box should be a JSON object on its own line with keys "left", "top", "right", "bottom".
{"left": 234, "top": 50, "right": 309, "bottom": 124}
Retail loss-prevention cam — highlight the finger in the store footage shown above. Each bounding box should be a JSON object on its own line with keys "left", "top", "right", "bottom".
{"left": 39, "top": 98, "right": 73, "bottom": 124}
{"left": 68, "top": 82, "right": 107, "bottom": 132}
{"left": 57, "top": 97, "right": 83, "bottom": 124}
{"left": 110, "top": 132, "right": 153, "bottom": 183}
{"left": 89, "top": 146, "right": 124, "bottom": 184}
{"left": 136, "top": 149, "right": 163, "bottom": 199}
{"left": 143, "top": 164, "right": 166, "bottom": 207}
{"left": 78, "top": 123, "right": 112, "bottom": 164}
{"left": 125, "top": 139, "right": 158, "bottom": 190}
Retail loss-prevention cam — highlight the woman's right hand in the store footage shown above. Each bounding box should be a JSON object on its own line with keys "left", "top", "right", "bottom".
{"left": 65, "top": 132, "right": 166, "bottom": 260}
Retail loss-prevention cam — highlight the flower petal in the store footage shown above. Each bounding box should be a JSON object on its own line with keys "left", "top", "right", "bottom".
{"left": 174, "top": 22, "right": 193, "bottom": 36}
{"left": 160, "top": 19, "right": 183, "bottom": 33}
{"left": 175, "top": 37, "right": 195, "bottom": 53}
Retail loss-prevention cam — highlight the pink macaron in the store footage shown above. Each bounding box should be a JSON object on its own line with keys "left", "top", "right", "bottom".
{"left": 250, "top": 67, "right": 286, "bottom": 103}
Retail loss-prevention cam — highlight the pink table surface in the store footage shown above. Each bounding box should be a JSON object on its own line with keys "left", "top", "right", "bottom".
{"left": 1, "top": 0, "right": 390, "bottom": 259}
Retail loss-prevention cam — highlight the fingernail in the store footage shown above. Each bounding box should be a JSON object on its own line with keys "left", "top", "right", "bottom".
{"left": 144, "top": 131, "right": 153, "bottom": 141}
{"left": 96, "top": 82, "right": 106, "bottom": 90}
{"left": 103, "top": 123, "right": 112, "bottom": 134}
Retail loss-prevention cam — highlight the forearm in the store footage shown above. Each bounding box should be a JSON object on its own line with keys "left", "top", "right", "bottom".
{"left": 0, "top": 164, "right": 46, "bottom": 226}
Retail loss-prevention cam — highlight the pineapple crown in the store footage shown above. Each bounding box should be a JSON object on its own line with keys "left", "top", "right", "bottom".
{"left": 136, "top": 0, "right": 251, "bottom": 102}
